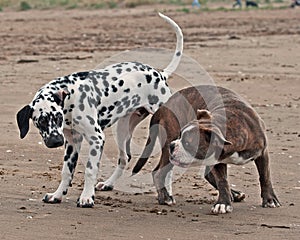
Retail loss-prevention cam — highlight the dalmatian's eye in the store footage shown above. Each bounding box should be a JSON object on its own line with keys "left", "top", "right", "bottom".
{"left": 38, "top": 117, "right": 48, "bottom": 130}
{"left": 55, "top": 113, "right": 63, "bottom": 127}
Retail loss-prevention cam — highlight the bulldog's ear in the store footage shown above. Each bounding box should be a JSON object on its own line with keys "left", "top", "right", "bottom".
{"left": 197, "top": 109, "right": 212, "bottom": 120}
{"left": 204, "top": 126, "right": 232, "bottom": 147}
{"left": 16, "top": 105, "right": 33, "bottom": 139}
{"left": 52, "top": 89, "right": 70, "bottom": 107}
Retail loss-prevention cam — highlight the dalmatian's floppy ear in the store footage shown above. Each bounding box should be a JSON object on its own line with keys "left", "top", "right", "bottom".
{"left": 52, "top": 89, "right": 70, "bottom": 107}
{"left": 16, "top": 105, "right": 34, "bottom": 139}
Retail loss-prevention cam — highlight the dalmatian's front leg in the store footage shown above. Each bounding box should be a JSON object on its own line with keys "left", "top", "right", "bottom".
{"left": 77, "top": 128, "right": 105, "bottom": 208}
{"left": 43, "top": 129, "right": 83, "bottom": 204}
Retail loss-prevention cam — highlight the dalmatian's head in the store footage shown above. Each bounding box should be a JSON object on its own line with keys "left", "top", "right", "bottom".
{"left": 16, "top": 89, "right": 69, "bottom": 148}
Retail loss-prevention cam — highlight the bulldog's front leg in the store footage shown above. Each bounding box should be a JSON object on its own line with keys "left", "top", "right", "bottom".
{"left": 43, "top": 129, "right": 83, "bottom": 204}
{"left": 77, "top": 129, "right": 105, "bottom": 208}
{"left": 255, "top": 149, "right": 281, "bottom": 208}
{"left": 209, "top": 164, "right": 233, "bottom": 214}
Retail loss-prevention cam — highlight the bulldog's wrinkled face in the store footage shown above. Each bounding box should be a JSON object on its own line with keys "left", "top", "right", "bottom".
{"left": 16, "top": 90, "right": 69, "bottom": 148}
{"left": 169, "top": 110, "right": 232, "bottom": 168}
{"left": 169, "top": 120, "right": 219, "bottom": 168}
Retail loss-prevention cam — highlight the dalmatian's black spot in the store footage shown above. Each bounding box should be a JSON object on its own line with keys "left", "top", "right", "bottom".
{"left": 85, "top": 85, "right": 90, "bottom": 92}
{"left": 99, "top": 107, "right": 107, "bottom": 116}
{"left": 71, "top": 152, "right": 78, "bottom": 163}
{"left": 124, "top": 88, "right": 130, "bottom": 93}
{"left": 145, "top": 75, "right": 152, "bottom": 83}
{"left": 161, "top": 87, "right": 166, "bottom": 95}
{"left": 154, "top": 78, "right": 160, "bottom": 90}
{"left": 86, "top": 161, "right": 93, "bottom": 169}
{"left": 114, "top": 101, "right": 121, "bottom": 106}
{"left": 112, "top": 77, "right": 118, "bottom": 81}
{"left": 137, "top": 83, "right": 142, "bottom": 88}
{"left": 103, "top": 80, "right": 109, "bottom": 88}
{"left": 126, "top": 68, "right": 131, "bottom": 72}
{"left": 77, "top": 71, "right": 89, "bottom": 80}
{"left": 132, "top": 94, "right": 141, "bottom": 106}
{"left": 90, "top": 136, "right": 98, "bottom": 141}
{"left": 99, "top": 119, "right": 110, "bottom": 129}
{"left": 67, "top": 145, "right": 73, "bottom": 155}
{"left": 122, "top": 96, "right": 130, "bottom": 108}
{"left": 116, "top": 68, "right": 122, "bottom": 74}
{"left": 153, "top": 71, "right": 159, "bottom": 77}
{"left": 80, "top": 92, "right": 87, "bottom": 104}
{"left": 86, "top": 115, "right": 95, "bottom": 125}
{"left": 148, "top": 95, "right": 159, "bottom": 105}
{"left": 176, "top": 51, "right": 181, "bottom": 56}
{"left": 108, "top": 105, "right": 115, "bottom": 112}
{"left": 87, "top": 97, "right": 95, "bottom": 108}
{"left": 67, "top": 162, "right": 76, "bottom": 174}
{"left": 112, "top": 85, "right": 118, "bottom": 93}
{"left": 118, "top": 80, "right": 124, "bottom": 87}
{"left": 102, "top": 72, "right": 109, "bottom": 77}
{"left": 117, "top": 106, "right": 123, "bottom": 114}
{"left": 79, "top": 104, "right": 85, "bottom": 111}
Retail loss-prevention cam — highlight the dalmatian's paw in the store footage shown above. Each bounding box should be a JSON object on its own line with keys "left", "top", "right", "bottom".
{"left": 157, "top": 188, "right": 176, "bottom": 206}
{"left": 77, "top": 195, "right": 95, "bottom": 208}
{"left": 95, "top": 182, "right": 114, "bottom": 191}
{"left": 211, "top": 203, "right": 233, "bottom": 214}
{"left": 231, "top": 189, "right": 246, "bottom": 202}
{"left": 43, "top": 193, "right": 62, "bottom": 204}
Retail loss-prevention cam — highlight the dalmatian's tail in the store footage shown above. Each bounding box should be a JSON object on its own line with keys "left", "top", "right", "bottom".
{"left": 158, "top": 12, "right": 183, "bottom": 78}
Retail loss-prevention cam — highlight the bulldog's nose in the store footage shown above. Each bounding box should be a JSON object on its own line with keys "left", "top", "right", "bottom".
{"left": 169, "top": 142, "right": 175, "bottom": 154}
{"left": 46, "top": 134, "right": 64, "bottom": 148}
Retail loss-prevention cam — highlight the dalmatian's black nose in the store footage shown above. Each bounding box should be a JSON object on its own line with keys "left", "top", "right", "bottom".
{"left": 45, "top": 134, "right": 64, "bottom": 148}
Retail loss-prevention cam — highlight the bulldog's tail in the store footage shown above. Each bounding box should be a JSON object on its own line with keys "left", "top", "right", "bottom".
{"left": 132, "top": 120, "right": 159, "bottom": 175}
{"left": 158, "top": 12, "right": 183, "bottom": 78}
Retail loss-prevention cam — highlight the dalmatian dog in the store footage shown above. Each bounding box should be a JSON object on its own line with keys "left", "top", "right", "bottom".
{"left": 16, "top": 13, "right": 183, "bottom": 208}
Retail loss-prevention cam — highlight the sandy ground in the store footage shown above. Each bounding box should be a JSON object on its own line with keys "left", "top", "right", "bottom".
{"left": 0, "top": 5, "right": 300, "bottom": 240}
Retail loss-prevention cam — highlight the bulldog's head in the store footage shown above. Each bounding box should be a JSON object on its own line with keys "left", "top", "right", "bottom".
{"left": 169, "top": 109, "right": 232, "bottom": 168}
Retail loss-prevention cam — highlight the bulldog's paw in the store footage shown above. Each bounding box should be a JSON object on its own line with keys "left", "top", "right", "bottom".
{"left": 43, "top": 193, "right": 62, "bottom": 204}
{"left": 262, "top": 195, "right": 281, "bottom": 208}
{"left": 95, "top": 182, "right": 114, "bottom": 191}
{"left": 77, "top": 195, "right": 95, "bottom": 208}
{"left": 211, "top": 203, "right": 233, "bottom": 214}
{"left": 157, "top": 188, "right": 176, "bottom": 206}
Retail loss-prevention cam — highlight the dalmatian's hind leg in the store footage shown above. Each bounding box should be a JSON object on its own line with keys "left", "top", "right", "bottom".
{"left": 95, "top": 107, "right": 149, "bottom": 191}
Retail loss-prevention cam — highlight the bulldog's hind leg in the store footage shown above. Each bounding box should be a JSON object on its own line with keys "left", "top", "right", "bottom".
{"left": 254, "top": 148, "right": 280, "bottom": 208}
{"left": 96, "top": 108, "right": 149, "bottom": 191}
